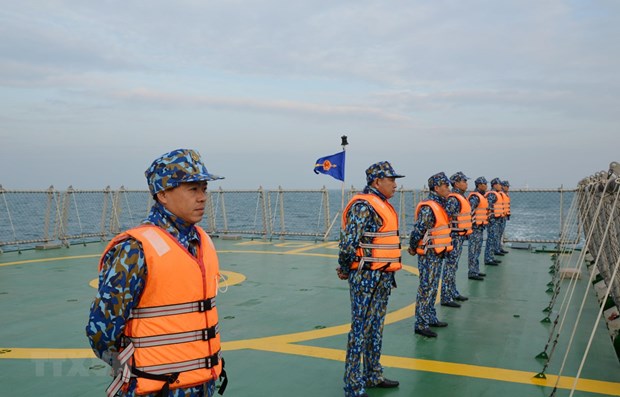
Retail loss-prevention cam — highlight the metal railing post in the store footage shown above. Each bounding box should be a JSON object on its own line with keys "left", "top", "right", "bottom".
{"left": 278, "top": 186, "right": 285, "bottom": 240}
{"left": 101, "top": 186, "right": 111, "bottom": 240}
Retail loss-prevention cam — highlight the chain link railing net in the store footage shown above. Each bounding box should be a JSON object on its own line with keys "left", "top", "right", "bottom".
{"left": 0, "top": 185, "right": 577, "bottom": 252}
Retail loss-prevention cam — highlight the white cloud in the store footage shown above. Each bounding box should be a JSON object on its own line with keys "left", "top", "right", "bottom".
{"left": 1, "top": 0, "right": 619, "bottom": 189}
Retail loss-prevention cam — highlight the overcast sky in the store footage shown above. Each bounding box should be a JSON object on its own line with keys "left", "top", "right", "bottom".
{"left": 1, "top": 1, "right": 618, "bottom": 190}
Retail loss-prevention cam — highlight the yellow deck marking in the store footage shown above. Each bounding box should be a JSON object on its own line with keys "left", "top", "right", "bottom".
{"left": 0, "top": 254, "right": 99, "bottom": 267}
{"left": 1, "top": 247, "right": 618, "bottom": 395}
{"left": 283, "top": 242, "right": 334, "bottom": 254}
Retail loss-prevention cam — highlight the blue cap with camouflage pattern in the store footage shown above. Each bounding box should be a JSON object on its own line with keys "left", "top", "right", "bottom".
{"left": 474, "top": 176, "right": 488, "bottom": 186}
{"left": 365, "top": 161, "right": 405, "bottom": 185}
{"left": 428, "top": 172, "right": 450, "bottom": 190}
{"left": 501, "top": 180, "right": 510, "bottom": 187}
{"left": 490, "top": 177, "right": 502, "bottom": 186}
{"left": 449, "top": 171, "right": 469, "bottom": 186}
{"left": 145, "top": 148, "right": 224, "bottom": 195}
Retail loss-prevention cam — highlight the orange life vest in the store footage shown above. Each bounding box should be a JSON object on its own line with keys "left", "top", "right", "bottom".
{"left": 485, "top": 191, "right": 505, "bottom": 218}
{"left": 447, "top": 193, "right": 473, "bottom": 236}
{"left": 414, "top": 200, "right": 453, "bottom": 255}
{"left": 467, "top": 192, "right": 489, "bottom": 226}
{"left": 500, "top": 191, "right": 511, "bottom": 216}
{"left": 100, "top": 225, "right": 224, "bottom": 397}
{"left": 342, "top": 193, "right": 402, "bottom": 272}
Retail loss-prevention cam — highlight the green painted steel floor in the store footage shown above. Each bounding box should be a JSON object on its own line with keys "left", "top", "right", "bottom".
{"left": 1, "top": 238, "right": 619, "bottom": 397}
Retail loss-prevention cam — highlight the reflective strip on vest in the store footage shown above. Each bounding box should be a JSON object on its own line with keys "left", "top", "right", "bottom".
{"left": 106, "top": 347, "right": 222, "bottom": 397}
{"left": 131, "top": 324, "right": 220, "bottom": 348}
{"left": 422, "top": 225, "right": 452, "bottom": 251}
{"left": 136, "top": 350, "right": 222, "bottom": 375}
{"left": 129, "top": 298, "right": 216, "bottom": 319}
{"left": 363, "top": 230, "right": 399, "bottom": 237}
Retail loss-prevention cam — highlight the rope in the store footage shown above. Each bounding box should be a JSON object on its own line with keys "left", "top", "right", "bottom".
{"left": 72, "top": 191, "right": 85, "bottom": 238}
{"left": 538, "top": 181, "right": 606, "bottom": 375}
{"left": 123, "top": 190, "right": 135, "bottom": 227}
{"left": 550, "top": 179, "right": 620, "bottom": 394}
{"left": 53, "top": 190, "right": 66, "bottom": 244}
{"left": 0, "top": 191, "right": 18, "bottom": 243}
{"left": 569, "top": 252, "right": 620, "bottom": 396}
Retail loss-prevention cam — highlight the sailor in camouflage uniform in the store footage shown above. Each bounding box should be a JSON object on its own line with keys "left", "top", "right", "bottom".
{"left": 467, "top": 177, "right": 489, "bottom": 280}
{"left": 440, "top": 172, "right": 471, "bottom": 308}
{"left": 484, "top": 178, "right": 504, "bottom": 266}
{"left": 338, "top": 161, "right": 403, "bottom": 397}
{"left": 497, "top": 180, "right": 511, "bottom": 255}
{"left": 86, "top": 148, "right": 226, "bottom": 397}
{"left": 408, "top": 172, "right": 453, "bottom": 338}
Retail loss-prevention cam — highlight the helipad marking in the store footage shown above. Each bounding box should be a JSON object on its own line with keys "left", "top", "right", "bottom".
{"left": 1, "top": 244, "right": 618, "bottom": 395}
{"left": 0, "top": 254, "right": 99, "bottom": 267}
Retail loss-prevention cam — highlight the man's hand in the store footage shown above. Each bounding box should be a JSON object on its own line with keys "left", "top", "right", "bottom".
{"left": 407, "top": 247, "right": 417, "bottom": 256}
{"left": 336, "top": 267, "right": 349, "bottom": 280}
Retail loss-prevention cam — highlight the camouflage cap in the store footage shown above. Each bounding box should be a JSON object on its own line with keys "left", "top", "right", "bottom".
{"left": 428, "top": 172, "right": 450, "bottom": 190}
{"left": 449, "top": 171, "right": 469, "bottom": 186}
{"left": 474, "top": 176, "right": 488, "bottom": 186}
{"left": 490, "top": 177, "right": 502, "bottom": 186}
{"left": 145, "top": 148, "right": 224, "bottom": 195}
{"left": 501, "top": 180, "right": 510, "bottom": 187}
{"left": 365, "top": 161, "right": 405, "bottom": 185}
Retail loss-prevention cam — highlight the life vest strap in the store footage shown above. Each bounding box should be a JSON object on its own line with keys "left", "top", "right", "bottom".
{"left": 131, "top": 324, "right": 220, "bottom": 348}
{"left": 428, "top": 224, "right": 450, "bottom": 233}
{"left": 130, "top": 298, "right": 216, "bottom": 319}
{"left": 363, "top": 230, "right": 399, "bottom": 237}
{"left": 426, "top": 242, "right": 452, "bottom": 249}
{"left": 106, "top": 342, "right": 135, "bottom": 397}
{"left": 356, "top": 256, "right": 402, "bottom": 265}
{"left": 136, "top": 350, "right": 223, "bottom": 375}
{"left": 359, "top": 242, "right": 401, "bottom": 250}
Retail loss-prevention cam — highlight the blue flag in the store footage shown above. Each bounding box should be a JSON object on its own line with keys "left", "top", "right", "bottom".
{"left": 313, "top": 151, "right": 345, "bottom": 181}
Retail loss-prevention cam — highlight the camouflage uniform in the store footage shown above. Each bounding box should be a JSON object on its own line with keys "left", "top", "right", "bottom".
{"left": 409, "top": 172, "right": 451, "bottom": 332}
{"left": 441, "top": 172, "right": 470, "bottom": 304}
{"left": 339, "top": 161, "right": 404, "bottom": 397}
{"left": 86, "top": 149, "right": 224, "bottom": 397}
{"left": 497, "top": 180, "right": 511, "bottom": 252}
{"left": 468, "top": 177, "right": 488, "bottom": 277}
{"left": 484, "top": 178, "right": 503, "bottom": 264}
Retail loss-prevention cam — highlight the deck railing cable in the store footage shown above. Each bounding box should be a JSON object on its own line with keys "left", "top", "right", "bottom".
{"left": 535, "top": 186, "right": 583, "bottom": 369}
{"left": 548, "top": 162, "right": 620, "bottom": 396}
{"left": 535, "top": 178, "right": 606, "bottom": 379}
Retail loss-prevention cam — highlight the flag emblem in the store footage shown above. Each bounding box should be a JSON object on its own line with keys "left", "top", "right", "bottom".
{"left": 313, "top": 151, "right": 345, "bottom": 181}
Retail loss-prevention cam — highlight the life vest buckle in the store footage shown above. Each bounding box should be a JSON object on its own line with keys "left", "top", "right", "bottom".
{"left": 198, "top": 298, "right": 215, "bottom": 312}
{"left": 204, "top": 352, "right": 220, "bottom": 369}
{"left": 202, "top": 324, "right": 219, "bottom": 341}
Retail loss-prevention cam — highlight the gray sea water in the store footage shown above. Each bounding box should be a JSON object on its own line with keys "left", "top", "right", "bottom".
{"left": 0, "top": 188, "right": 578, "bottom": 251}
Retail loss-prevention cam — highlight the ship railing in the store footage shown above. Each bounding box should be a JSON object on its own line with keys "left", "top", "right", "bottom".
{"left": 534, "top": 160, "right": 620, "bottom": 383}
{"left": 0, "top": 184, "right": 577, "bottom": 252}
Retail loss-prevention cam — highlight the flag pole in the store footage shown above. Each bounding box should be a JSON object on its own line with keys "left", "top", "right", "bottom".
{"left": 340, "top": 135, "right": 348, "bottom": 213}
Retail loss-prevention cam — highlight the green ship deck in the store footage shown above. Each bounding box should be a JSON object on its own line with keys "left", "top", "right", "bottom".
{"left": 1, "top": 238, "right": 619, "bottom": 396}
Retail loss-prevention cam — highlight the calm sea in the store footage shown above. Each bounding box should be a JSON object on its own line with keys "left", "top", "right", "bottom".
{"left": 0, "top": 189, "right": 578, "bottom": 251}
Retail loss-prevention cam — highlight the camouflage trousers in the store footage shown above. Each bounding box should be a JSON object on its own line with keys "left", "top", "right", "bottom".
{"left": 415, "top": 252, "right": 443, "bottom": 330}
{"left": 344, "top": 269, "right": 393, "bottom": 397}
{"left": 484, "top": 219, "right": 501, "bottom": 263}
{"left": 441, "top": 235, "right": 464, "bottom": 303}
{"left": 467, "top": 226, "right": 485, "bottom": 276}
{"left": 497, "top": 217, "right": 507, "bottom": 251}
